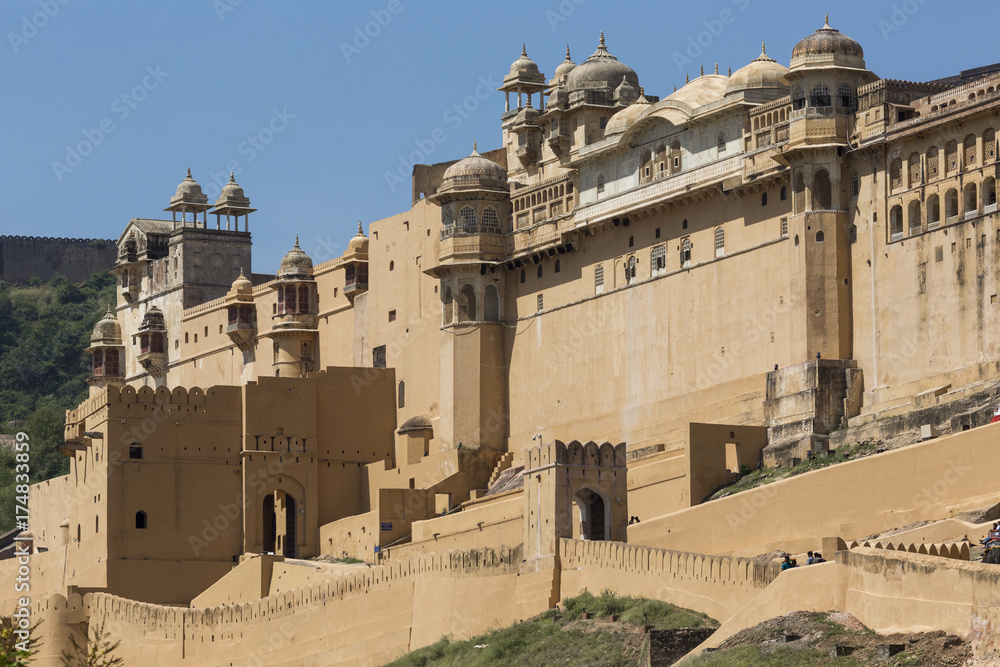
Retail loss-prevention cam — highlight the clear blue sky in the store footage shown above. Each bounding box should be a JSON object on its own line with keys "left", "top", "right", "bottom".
{"left": 1, "top": 0, "right": 995, "bottom": 271}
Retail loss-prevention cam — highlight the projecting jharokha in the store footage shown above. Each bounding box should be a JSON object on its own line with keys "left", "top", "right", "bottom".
{"left": 8, "top": 18, "right": 1000, "bottom": 665}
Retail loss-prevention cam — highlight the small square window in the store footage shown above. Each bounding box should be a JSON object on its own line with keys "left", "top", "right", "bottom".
{"left": 129, "top": 445, "right": 143, "bottom": 459}
{"left": 536, "top": 294, "right": 544, "bottom": 312}
{"left": 388, "top": 310, "right": 396, "bottom": 322}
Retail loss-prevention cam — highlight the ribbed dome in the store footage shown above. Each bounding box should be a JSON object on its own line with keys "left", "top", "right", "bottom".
{"left": 726, "top": 43, "right": 789, "bottom": 95}
{"left": 174, "top": 167, "right": 205, "bottom": 199}
{"left": 565, "top": 32, "right": 639, "bottom": 92}
{"left": 666, "top": 74, "right": 730, "bottom": 108}
{"left": 552, "top": 45, "right": 576, "bottom": 83}
{"left": 348, "top": 222, "right": 369, "bottom": 253}
{"left": 231, "top": 269, "right": 253, "bottom": 296}
{"left": 604, "top": 89, "right": 652, "bottom": 135}
{"left": 398, "top": 415, "right": 433, "bottom": 434}
{"left": 91, "top": 305, "right": 122, "bottom": 345}
{"left": 442, "top": 144, "right": 507, "bottom": 185}
{"left": 278, "top": 237, "right": 314, "bottom": 278}
{"left": 508, "top": 44, "right": 540, "bottom": 78}
{"left": 792, "top": 16, "right": 863, "bottom": 60}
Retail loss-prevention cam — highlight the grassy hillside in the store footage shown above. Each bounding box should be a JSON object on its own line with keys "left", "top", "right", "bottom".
{"left": 0, "top": 272, "right": 116, "bottom": 532}
{"left": 384, "top": 590, "right": 717, "bottom": 667}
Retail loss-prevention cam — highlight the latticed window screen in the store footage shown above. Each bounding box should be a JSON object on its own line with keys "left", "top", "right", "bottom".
{"left": 594, "top": 264, "right": 604, "bottom": 292}
{"left": 851, "top": 171, "right": 860, "bottom": 198}
{"left": 459, "top": 206, "right": 477, "bottom": 228}
{"left": 813, "top": 170, "right": 832, "bottom": 210}
{"left": 810, "top": 83, "right": 830, "bottom": 107}
{"left": 536, "top": 294, "right": 543, "bottom": 312}
{"left": 927, "top": 147, "right": 939, "bottom": 179}
{"left": 715, "top": 227, "right": 725, "bottom": 251}
{"left": 908, "top": 153, "right": 921, "bottom": 187}
{"left": 444, "top": 209, "right": 454, "bottom": 227}
{"left": 793, "top": 173, "right": 806, "bottom": 212}
{"left": 484, "top": 285, "right": 499, "bottom": 321}
{"left": 964, "top": 135, "right": 977, "bottom": 166}
{"left": 890, "top": 159, "right": 903, "bottom": 190}
{"left": 482, "top": 207, "right": 499, "bottom": 228}
{"left": 985, "top": 129, "right": 996, "bottom": 161}
{"left": 680, "top": 238, "right": 692, "bottom": 266}
{"left": 838, "top": 84, "right": 854, "bottom": 108}
{"left": 946, "top": 141, "right": 958, "bottom": 172}
{"left": 372, "top": 345, "right": 386, "bottom": 368}
{"left": 651, "top": 245, "right": 665, "bottom": 272}
{"left": 780, "top": 218, "right": 788, "bottom": 237}
{"left": 717, "top": 133, "right": 726, "bottom": 153}
{"left": 458, "top": 284, "right": 476, "bottom": 322}
{"left": 626, "top": 256, "right": 637, "bottom": 283}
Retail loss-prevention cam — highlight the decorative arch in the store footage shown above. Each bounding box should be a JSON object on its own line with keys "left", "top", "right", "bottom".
{"left": 812, "top": 169, "right": 832, "bottom": 210}
{"left": 484, "top": 284, "right": 499, "bottom": 322}
{"left": 458, "top": 284, "right": 476, "bottom": 322}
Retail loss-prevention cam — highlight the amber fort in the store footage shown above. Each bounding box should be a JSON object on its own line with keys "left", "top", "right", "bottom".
{"left": 7, "top": 16, "right": 1000, "bottom": 665}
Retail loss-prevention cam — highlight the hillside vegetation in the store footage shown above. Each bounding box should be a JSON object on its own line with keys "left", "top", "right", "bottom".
{"left": 384, "top": 590, "right": 716, "bottom": 667}
{"left": 0, "top": 272, "right": 116, "bottom": 532}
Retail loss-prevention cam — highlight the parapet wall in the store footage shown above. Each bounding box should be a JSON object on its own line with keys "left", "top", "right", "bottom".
{"left": 558, "top": 538, "right": 779, "bottom": 623}
{"left": 0, "top": 235, "right": 117, "bottom": 284}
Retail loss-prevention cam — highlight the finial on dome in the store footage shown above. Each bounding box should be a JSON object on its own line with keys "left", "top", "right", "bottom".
{"left": 105, "top": 304, "right": 114, "bottom": 317}
{"left": 715, "top": 62, "right": 718, "bottom": 74}
{"left": 566, "top": 44, "right": 571, "bottom": 59}
{"left": 186, "top": 167, "right": 192, "bottom": 179}
{"left": 229, "top": 171, "right": 236, "bottom": 182}
{"left": 473, "top": 140, "right": 478, "bottom": 153}
{"left": 728, "top": 66, "right": 732, "bottom": 76}
{"left": 673, "top": 85, "right": 677, "bottom": 92}
{"left": 238, "top": 266, "right": 245, "bottom": 278}
{"left": 357, "top": 221, "right": 363, "bottom": 235}
{"left": 294, "top": 236, "right": 300, "bottom": 248}
{"left": 639, "top": 86, "right": 644, "bottom": 95}
{"left": 700, "top": 64, "right": 704, "bottom": 76}
{"left": 521, "top": 43, "right": 527, "bottom": 57}
{"left": 824, "top": 13, "right": 830, "bottom": 28}
{"left": 599, "top": 31, "right": 605, "bottom": 48}
{"left": 762, "top": 41, "right": 766, "bottom": 55}
{"left": 685, "top": 73, "right": 689, "bottom": 83}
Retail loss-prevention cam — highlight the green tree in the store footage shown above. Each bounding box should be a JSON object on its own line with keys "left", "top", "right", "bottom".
{"left": 61, "top": 620, "right": 123, "bottom": 667}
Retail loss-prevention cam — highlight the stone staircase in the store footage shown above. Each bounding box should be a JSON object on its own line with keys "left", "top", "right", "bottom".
{"left": 487, "top": 452, "right": 514, "bottom": 488}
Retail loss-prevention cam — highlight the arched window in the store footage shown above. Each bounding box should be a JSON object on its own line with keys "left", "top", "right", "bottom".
{"left": 908, "top": 200, "right": 922, "bottom": 233}
{"left": 389, "top": 261, "right": 394, "bottom": 272}
{"left": 908, "top": 153, "right": 921, "bottom": 187}
{"left": 793, "top": 172, "right": 806, "bottom": 213}
{"left": 780, "top": 185, "right": 787, "bottom": 201}
{"left": 655, "top": 143, "right": 666, "bottom": 177}
{"left": 149, "top": 333, "right": 164, "bottom": 354}
{"left": 651, "top": 245, "right": 666, "bottom": 276}
{"left": 984, "top": 177, "right": 997, "bottom": 210}
{"left": 850, "top": 171, "right": 859, "bottom": 198}
{"left": 946, "top": 140, "right": 959, "bottom": 173}
{"left": 442, "top": 286, "right": 453, "bottom": 324}
{"left": 458, "top": 284, "right": 476, "bottom": 322}
{"left": 671, "top": 140, "right": 682, "bottom": 173}
{"left": 397, "top": 381, "right": 405, "bottom": 409}
{"left": 135, "top": 511, "right": 147, "bottom": 529}
{"left": 92, "top": 349, "right": 104, "bottom": 376}
{"left": 815, "top": 230, "right": 825, "bottom": 242}
{"left": 104, "top": 349, "right": 119, "bottom": 377}
{"left": 761, "top": 192, "right": 768, "bottom": 206}
{"left": 964, "top": 134, "right": 977, "bottom": 167}
{"left": 626, "top": 256, "right": 637, "bottom": 284}
{"left": 297, "top": 284, "right": 309, "bottom": 314}
{"left": 926, "top": 147, "right": 939, "bottom": 179}
{"left": 927, "top": 194, "right": 941, "bottom": 226}
{"left": 793, "top": 88, "right": 805, "bottom": 110}
{"left": 838, "top": 84, "right": 854, "bottom": 108}
{"left": 965, "top": 182, "right": 978, "bottom": 214}
{"left": 889, "top": 159, "right": 903, "bottom": 191}
{"left": 680, "top": 238, "right": 692, "bottom": 267}
{"left": 640, "top": 148, "right": 652, "bottom": 182}
{"left": 810, "top": 83, "right": 831, "bottom": 107}
{"left": 715, "top": 227, "right": 725, "bottom": 257}
{"left": 890, "top": 205, "right": 904, "bottom": 240}
{"left": 484, "top": 285, "right": 499, "bottom": 321}
{"left": 444, "top": 208, "right": 454, "bottom": 227}
{"left": 717, "top": 132, "right": 726, "bottom": 154}
{"left": 946, "top": 188, "right": 959, "bottom": 220}
{"left": 985, "top": 128, "right": 997, "bottom": 162}
{"left": 813, "top": 169, "right": 832, "bottom": 210}
{"left": 482, "top": 206, "right": 500, "bottom": 229}
{"left": 459, "top": 206, "right": 477, "bottom": 229}
{"left": 594, "top": 264, "right": 604, "bottom": 293}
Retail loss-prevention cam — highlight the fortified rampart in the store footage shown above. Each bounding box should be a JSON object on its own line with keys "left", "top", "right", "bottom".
{"left": 0, "top": 235, "right": 117, "bottom": 283}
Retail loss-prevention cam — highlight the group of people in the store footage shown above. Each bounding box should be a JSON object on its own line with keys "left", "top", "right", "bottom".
{"left": 780, "top": 551, "right": 826, "bottom": 570}
{"left": 988, "top": 522, "right": 1000, "bottom": 542}
{"left": 627, "top": 516, "right": 641, "bottom": 525}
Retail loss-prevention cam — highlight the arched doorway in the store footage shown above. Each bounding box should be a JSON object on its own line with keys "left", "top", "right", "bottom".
{"left": 574, "top": 488, "right": 608, "bottom": 541}
{"left": 262, "top": 494, "right": 276, "bottom": 554}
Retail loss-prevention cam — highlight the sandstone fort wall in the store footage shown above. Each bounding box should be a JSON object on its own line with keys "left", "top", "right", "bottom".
{"left": 0, "top": 235, "right": 116, "bottom": 283}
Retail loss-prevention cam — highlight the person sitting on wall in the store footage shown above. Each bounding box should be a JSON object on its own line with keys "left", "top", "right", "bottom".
{"left": 780, "top": 555, "right": 796, "bottom": 571}
{"left": 812, "top": 552, "right": 826, "bottom": 564}
{"left": 806, "top": 550, "right": 816, "bottom": 565}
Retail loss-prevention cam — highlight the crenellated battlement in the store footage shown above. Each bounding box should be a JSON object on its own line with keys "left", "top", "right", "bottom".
{"left": 66, "top": 383, "right": 243, "bottom": 425}
{"left": 524, "top": 439, "right": 626, "bottom": 472}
